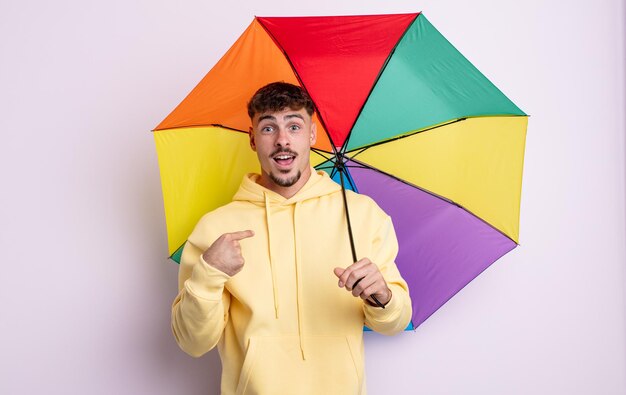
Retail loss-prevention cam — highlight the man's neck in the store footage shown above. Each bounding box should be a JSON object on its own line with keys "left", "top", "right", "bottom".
{"left": 258, "top": 167, "right": 313, "bottom": 199}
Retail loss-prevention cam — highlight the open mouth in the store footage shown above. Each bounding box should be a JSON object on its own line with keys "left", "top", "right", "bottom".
{"left": 272, "top": 152, "right": 296, "bottom": 167}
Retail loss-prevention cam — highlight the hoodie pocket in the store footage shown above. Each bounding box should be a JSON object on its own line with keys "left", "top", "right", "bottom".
{"left": 236, "top": 335, "right": 363, "bottom": 395}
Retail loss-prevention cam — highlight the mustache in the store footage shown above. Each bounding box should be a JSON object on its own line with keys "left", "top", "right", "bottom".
{"left": 270, "top": 149, "right": 298, "bottom": 157}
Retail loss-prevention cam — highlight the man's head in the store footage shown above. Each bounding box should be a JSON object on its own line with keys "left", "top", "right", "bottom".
{"left": 247, "top": 82, "right": 317, "bottom": 198}
{"left": 247, "top": 82, "right": 315, "bottom": 120}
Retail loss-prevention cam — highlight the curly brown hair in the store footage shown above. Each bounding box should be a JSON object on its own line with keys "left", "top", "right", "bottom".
{"left": 247, "top": 82, "right": 315, "bottom": 120}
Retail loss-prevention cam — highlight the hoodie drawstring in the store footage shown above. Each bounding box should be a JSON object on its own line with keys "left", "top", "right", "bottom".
{"left": 265, "top": 193, "right": 305, "bottom": 359}
{"left": 293, "top": 202, "right": 306, "bottom": 360}
{"left": 264, "top": 192, "right": 279, "bottom": 319}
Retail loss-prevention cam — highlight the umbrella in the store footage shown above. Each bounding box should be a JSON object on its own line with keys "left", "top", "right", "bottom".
{"left": 153, "top": 12, "right": 528, "bottom": 330}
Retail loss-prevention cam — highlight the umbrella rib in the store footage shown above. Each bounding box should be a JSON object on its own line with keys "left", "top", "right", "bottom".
{"left": 211, "top": 124, "right": 249, "bottom": 133}
{"left": 342, "top": 13, "right": 420, "bottom": 151}
{"left": 347, "top": 157, "right": 519, "bottom": 245}
{"left": 316, "top": 164, "right": 335, "bottom": 171}
{"left": 311, "top": 148, "right": 334, "bottom": 160}
{"left": 152, "top": 124, "right": 249, "bottom": 133}
{"left": 348, "top": 118, "right": 467, "bottom": 159}
{"left": 343, "top": 162, "right": 369, "bottom": 169}
{"left": 316, "top": 161, "right": 358, "bottom": 191}
{"left": 256, "top": 18, "right": 339, "bottom": 152}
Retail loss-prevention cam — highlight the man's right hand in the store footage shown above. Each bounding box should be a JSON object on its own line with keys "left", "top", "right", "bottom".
{"left": 202, "top": 230, "right": 255, "bottom": 276}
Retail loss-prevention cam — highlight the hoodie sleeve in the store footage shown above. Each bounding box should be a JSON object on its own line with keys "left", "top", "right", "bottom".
{"left": 363, "top": 215, "right": 412, "bottom": 335}
{"left": 171, "top": 240, "right": 231, "bottom": 357}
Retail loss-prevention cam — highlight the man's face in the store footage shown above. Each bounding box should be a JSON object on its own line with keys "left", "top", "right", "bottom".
{"left": 250, "top": 107, "right": 317, "bottom": 197}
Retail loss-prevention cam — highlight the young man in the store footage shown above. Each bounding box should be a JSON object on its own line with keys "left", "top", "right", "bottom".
{"left": 171, "top": 82, "right": 411, "bottom": 394}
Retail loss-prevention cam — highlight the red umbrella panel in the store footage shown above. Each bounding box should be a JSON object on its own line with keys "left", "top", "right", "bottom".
{"left": 153, "top": 13, "right": 528, "bottom": 330}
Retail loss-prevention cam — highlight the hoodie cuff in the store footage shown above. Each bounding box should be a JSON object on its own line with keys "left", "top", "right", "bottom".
{"left": 363, "top": 286, "right": 403, "bottom": 322}
{"left": 185, "top": 254, "right": 232, "bottom": 301}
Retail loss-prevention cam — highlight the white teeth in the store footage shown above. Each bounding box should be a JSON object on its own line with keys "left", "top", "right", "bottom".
{"left": 275, "top": 155, "right": 293, "bottom": 160}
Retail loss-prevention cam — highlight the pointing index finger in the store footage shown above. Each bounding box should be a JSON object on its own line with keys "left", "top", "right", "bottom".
{"left": 228, "top": 230, "right": 255, "bottom": 240}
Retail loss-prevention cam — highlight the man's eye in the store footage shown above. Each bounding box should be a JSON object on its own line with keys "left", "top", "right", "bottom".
{"left": 262, "top": 126, "right": 274, "bottom": 133}
{"left": 289, "top": 125, "right": 301, "bottom": 131}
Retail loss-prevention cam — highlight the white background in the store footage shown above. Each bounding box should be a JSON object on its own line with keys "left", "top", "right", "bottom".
{"left": 1, "top": 0, "right": 624, "bottom": 394}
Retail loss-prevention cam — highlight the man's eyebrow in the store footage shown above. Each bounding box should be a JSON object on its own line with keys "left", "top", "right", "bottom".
{"left": 258, "top": 114, "right": 277, "bottom": 122}
{"left": 284, "top": 113, "right": 305, "bottom": 121}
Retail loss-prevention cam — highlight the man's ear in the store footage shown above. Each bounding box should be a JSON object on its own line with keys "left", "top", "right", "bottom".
{"left": 310, "top": 123, "right": 317, "bottom": 145}
{"left": 249, "top": 127, "right": 256, "bottom": 151}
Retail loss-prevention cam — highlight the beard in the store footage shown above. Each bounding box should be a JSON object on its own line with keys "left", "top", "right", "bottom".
{"left": 269, "top": 169, "right": 302, "bottom": 187}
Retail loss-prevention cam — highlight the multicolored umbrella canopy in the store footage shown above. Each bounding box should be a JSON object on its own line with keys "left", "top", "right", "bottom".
{"left": 153, "top": 12, "right": 528, "bottom": 330}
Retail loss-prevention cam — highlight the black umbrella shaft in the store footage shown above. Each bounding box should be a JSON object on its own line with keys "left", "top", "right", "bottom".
{"left": 338, "top": 163, "right": 385, "bottom": 309}
{"left": 338, "top": 165, "right": 358, "bottom": 263}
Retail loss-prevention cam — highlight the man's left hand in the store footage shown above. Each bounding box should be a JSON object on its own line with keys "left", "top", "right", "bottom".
{"left": 333, "top": 258, "right": 392, "bottom": 306}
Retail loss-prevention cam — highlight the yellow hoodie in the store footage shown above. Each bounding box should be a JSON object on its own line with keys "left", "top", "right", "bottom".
{"left": 172, "top": 169, "right": 412, "bottom": 395}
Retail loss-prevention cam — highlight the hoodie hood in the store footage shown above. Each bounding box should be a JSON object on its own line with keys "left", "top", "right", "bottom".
{"left": 233, "top": 168, "right": 342, "bottom": 205}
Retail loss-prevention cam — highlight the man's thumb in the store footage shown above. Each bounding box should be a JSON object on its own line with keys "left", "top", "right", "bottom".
{"left": 333, "top": 267, "right": 344, "bottom": 278}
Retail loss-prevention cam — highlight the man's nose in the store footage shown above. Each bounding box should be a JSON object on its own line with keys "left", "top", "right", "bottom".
{"left": 274, "top": 128, "right": 290, "bottom": 146}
